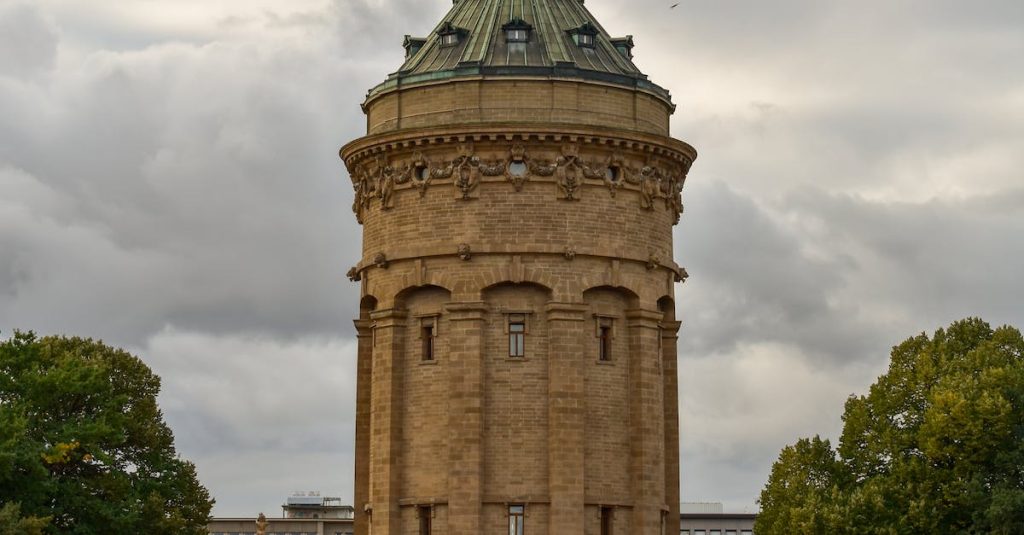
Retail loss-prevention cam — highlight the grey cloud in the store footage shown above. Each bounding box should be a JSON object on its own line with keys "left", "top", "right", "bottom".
{"left": 676, "top": 180, "right": 873, "bottom": 365}
{"left": 0, "top": 3, "right": 57, "bottom": 79}
{"left": 3, "top": 0, "right": 1023, "bottom": 517}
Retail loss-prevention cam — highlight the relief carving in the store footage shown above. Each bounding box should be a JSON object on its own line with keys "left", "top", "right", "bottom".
{"left": 349, "top": 141, "right": 692, "bottom": 223}
{"left": 639, "top": 165, "right": 660, "bottom": 210}
{"left": 373, "top": 253, "right": 389, "bottom": 269}
{"left": 564, "top": 246, "right": 577, "bottom": 261}
{"left": 505, "top": 144, "right": 531, "bottom": 191}
{"left": 411, "top": 151, "right": 433, "bottom": 197}
{"left": 350, "top": 162, "right": 373, "bottom": 224}
{"left": 346, "top": 266, "right": 361, "bottom": 282}
{"left": 555, "top": 143, "right": 583, "bottom": 200}
{"left": 457, "top": 243, "right": 472, "bottom": 261}
{"left": 375, "top": 155, "right": 397, "bottom": 210}
{"left": 452, "top": 143, "right": 481, "bottom": 200}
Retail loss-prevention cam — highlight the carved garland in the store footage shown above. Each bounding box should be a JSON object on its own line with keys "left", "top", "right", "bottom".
{"left": 348, "top": 142, "right": 691, "bottom": 222}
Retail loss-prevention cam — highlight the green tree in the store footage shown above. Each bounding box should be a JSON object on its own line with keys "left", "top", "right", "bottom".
{"left": 756, "top": 318, "right": 1024, "bottom": 535}
{"left": 0, "top": 332, "right": 213, "bottom": 535}
{"left": 0, "top": 502, "right": 49, "bottom": 535}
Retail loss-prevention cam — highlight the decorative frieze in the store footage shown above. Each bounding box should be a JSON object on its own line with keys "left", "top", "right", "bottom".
{"left": 345, "top": 137, "right": 692, "bottom": 223}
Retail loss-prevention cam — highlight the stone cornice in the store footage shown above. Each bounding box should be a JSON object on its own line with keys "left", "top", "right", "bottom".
{"left": 348, "top": 250, "right": 687, "bottom": 287}
{"left": 341, "top": 124, "right": 696, "bottom": 166}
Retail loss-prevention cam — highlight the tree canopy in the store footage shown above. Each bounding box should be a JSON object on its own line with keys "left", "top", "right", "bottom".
{"left": 756, "top": 318, "right": 1024, "bottom": 534}
{"left": 0, "top": 332, "right": 213, "bottom": 535}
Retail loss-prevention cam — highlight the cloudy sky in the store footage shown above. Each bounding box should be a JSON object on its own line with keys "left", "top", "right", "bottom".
{"left": 1, "top": 0, "right": 1022, "bottom": 517}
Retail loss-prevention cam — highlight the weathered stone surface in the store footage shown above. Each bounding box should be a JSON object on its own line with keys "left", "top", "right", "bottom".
{"left": 341, "top": 2, "right": 694, "bottom": 533}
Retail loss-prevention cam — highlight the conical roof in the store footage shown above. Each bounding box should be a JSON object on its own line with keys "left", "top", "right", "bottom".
{"left": 367, "top": 0, "right": 671, "bottom": 104}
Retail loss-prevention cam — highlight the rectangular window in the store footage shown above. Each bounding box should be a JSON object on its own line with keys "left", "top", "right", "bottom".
{"left": 509, "top": 315, "right": 526, "bottom": 358}
{"left": 441, "top": 33, "right": 459, "bottom": 46}
{"left": 579, "top": 33, "right": 594, "bottom": 47}
{"left": 598, "top": 321, "right": 612, "bottom": 361}
{"left": 694, "top": 531, "right": 707, "bottom": 535}
{"left": 741, "top": 531, "right": 753, "bottom": 535}
{"left": 726, "top": 531, "right": 738, "bottom": 535}
{"left": 601, "top": 507, "right": 613, "bottom": 535}
{"left": 418, "top": 505, "right": 431, "bottom": 535}
{"left": 710, "top": 531, "right": 722, "bottom": 535}
{"left": 509, "top": 504, "right": 525, "bottom": 535}
{"left": 422, "top": 325, "right": 434, "bottom": 361}
{"left": 507, "top": 29, "right": 528, "bottom": 42}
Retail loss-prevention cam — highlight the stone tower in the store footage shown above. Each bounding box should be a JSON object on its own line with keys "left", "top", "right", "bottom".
{"left": 340, "top": 1, "right": 696, "bottom": 534}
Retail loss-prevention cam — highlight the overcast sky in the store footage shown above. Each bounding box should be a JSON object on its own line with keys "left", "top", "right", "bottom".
{"left": 1, "top": 0, "right": 1022, "bottom": 517}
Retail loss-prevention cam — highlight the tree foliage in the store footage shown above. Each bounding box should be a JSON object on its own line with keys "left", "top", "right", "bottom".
{"left": 0, "top": 332, "right": 213, "bottom": 535}
{"left": 756, "top": 318, "right": 1024, "bottom": 534}
{"left": 0, "top": 502, "right": 49, "bottom": 535}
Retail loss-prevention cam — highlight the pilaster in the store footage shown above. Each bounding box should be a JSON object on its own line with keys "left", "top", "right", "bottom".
{"left": 546, "top": 302, "right": 589, "bottom": 535}
{"left": 662, "top": 319, "right": 682, "bottom": 534}
{"left": 353, "top": 319, "right": 374, "bottom": 535}
{"left": 368, "top": 308, "right": 407, "bottom": 534}
{"left": 444, "top": 301, "right": 489, "bottom": 535}
{"left": 626, "top": 308, "right": 667, "bottom": 532}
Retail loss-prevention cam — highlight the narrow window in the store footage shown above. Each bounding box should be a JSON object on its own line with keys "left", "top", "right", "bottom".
{"left": 418, "top": 505, "right": 431, "bottom": 535}
{"left": 579, "top": 33, "right": 595, "bottom": 47}
{"left": 441, "top": 33, "right": 459, "bottom": 46}
{"left": 422, "top": 324, "right": 435, "bottom": 361}
{"left": 507, "top": 29, "right": 528, "bottom": 42}
{"left": 598, "top": 318, "right": 613, "bottom": 361}
{"left": 600, "top": 507, "right": 613, "bottom": 535}
{"left": 509, "top": 504, "right": 525, "bottom": 535}
{"left": 509, "top": 314, "right": 526, "bottom": 358}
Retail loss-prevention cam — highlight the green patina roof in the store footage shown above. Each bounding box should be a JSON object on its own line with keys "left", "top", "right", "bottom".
{"left": 368, "top": 0, "right": 672, "bottom": 104}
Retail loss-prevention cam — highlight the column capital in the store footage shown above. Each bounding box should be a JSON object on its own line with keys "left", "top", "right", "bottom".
{"left": 354, "top": 318, "right": 374, "bottom": 335}
{"left": 660, "top": 320, "right": 682, "bottom": 335}
{"left": 370, "top": 308, "right": 408, "bottom": 326}
{"left": 443, "top": 301, "right": 489, "bottom": 320}
{"left": 544, "top": 302, "right": 588, "bottom": 321}
{"left": 625, "top": 308, "right": 664, "bottom": 325}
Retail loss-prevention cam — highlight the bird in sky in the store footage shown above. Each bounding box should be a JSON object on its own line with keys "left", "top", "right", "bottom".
{"left": 671, "top": 2, "right": 679, "bottom": 7}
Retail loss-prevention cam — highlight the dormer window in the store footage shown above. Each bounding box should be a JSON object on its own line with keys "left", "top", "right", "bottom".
{"left": 502, "top": 18, "right": 532, "bottom": 44}
{"left": 569, "top": 22, "right": 599, "bottom": 49}
{"left": 610, "top": 36, "right": 635, "bottom": 60}
{"left": 437, "top": 22, "right": 466, "bottom": 47}
{"left": 507, "top": 29, "right": 528, "bottom": 42}
{"left": 403, "top": 35, "right": 427, "bottom": 59}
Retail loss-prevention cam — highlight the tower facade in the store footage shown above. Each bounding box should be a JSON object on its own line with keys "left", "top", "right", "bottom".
{"left": 341, "top": 1, "right": 695, "bottom": 534}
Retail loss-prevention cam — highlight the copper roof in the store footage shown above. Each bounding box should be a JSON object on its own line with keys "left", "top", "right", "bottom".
{"left": 367, "top": 0, "right": 671, "bottom": 103}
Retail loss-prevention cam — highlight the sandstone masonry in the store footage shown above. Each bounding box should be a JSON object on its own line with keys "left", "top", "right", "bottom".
{"left": 340, "top": 1, "right": 696, "bottom": 534}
